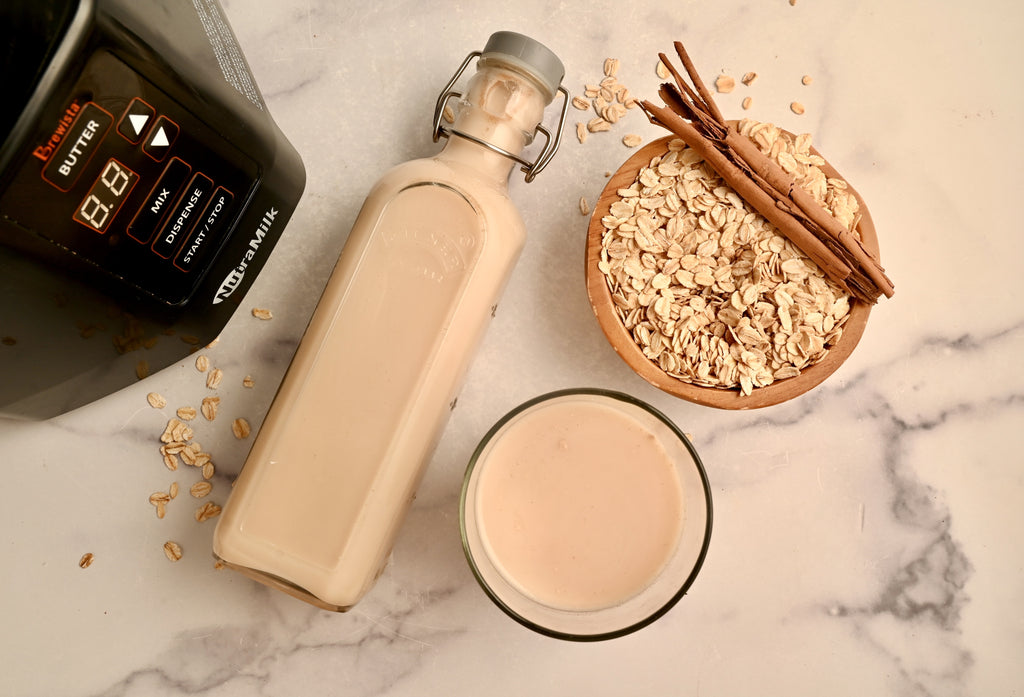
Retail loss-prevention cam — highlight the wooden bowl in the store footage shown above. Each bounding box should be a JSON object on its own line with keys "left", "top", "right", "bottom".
{"left": 585, "top": 134, "right": 879, "bottom": 410}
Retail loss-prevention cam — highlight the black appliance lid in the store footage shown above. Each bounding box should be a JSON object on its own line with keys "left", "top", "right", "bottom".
{"left": 0, "top": 0, "right": 81, "bottom": 142}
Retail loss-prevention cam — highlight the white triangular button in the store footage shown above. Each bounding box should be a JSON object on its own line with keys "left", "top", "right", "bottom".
{"left": 129, "top": 113, "right": 149, "bottom": 134}
{"left": 150, "top": 127, "right": 169, "bottom": 148}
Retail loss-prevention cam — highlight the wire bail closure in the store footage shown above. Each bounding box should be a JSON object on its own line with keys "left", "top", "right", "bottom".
{"left": 432, "top": 50, "right": 569, "bottom": 183}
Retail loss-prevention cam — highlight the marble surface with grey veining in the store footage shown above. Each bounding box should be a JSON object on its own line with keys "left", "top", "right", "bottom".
{"left": 2, "top": 0, "right": 1022, "bottom": 695}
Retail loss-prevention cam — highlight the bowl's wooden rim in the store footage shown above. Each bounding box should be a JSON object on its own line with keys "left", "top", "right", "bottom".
{"left": 584, "top": 133, "right": 879, "bottom": 410}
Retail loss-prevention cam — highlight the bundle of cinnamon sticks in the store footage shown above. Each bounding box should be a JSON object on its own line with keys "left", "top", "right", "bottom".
{"left": 640, "top": 42, "right": 894, "bottom": 304}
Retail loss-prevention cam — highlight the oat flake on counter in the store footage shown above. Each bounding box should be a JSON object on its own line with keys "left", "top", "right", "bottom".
{"left": 163, "top": 541, "right": 183, "bottom": 562}
{"left": 149, "top": 490, "right": 171, "bottom": 518}
{"left": 201, "top": 396, "right": 220, "bottom": 421}
{"left": 231, "top": 417, "right": 251, "bottom": 439}
{"left": 573, "top": 58, "right": 639, "bottom": 147}
{"left": 195, "top": 502, "right": 222, "bottom": 523}
{"left": 205, "top": 368, "right": 223, "bottom": 390}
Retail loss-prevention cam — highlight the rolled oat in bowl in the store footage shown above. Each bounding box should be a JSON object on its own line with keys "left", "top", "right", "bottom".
{"left": 596, "top": 119, "right": 860, "bottom": 396}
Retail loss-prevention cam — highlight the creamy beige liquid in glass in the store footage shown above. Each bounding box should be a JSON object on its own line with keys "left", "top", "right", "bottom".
{"left": 213, "top": 36, "right": 563, "bottom": 611}
{"left": 475, "top": 397, "right": 685, "bottom": 612}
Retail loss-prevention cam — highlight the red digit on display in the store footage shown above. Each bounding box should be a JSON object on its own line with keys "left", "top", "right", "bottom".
{"left": 101, "top": 160, "right": 131, "bottom": 196}
{"left": 78, "top": 195, "right": 111, "bottom": 230}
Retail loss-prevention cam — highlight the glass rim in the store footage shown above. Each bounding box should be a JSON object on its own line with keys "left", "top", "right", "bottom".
{"left": 459, "top": 387, "right": 714, "bottom": 642}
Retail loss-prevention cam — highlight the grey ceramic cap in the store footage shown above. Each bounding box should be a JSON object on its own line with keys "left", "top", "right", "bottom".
{"left": 480, "top": 31, "right": 564, "bottom": 102}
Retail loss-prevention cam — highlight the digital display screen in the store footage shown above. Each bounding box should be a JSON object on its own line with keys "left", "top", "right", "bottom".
{"left": 72, "top": 159, "right": 140, "bottom": 233}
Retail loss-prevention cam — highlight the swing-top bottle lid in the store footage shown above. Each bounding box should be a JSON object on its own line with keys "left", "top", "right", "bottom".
{"left": 479, "top": 31, "right": 565, "bottom": 103}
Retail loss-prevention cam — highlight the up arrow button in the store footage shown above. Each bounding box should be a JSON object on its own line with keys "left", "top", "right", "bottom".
{"left": 150, "top": 127, "right": 169, "bottom": 148}
{"left": 143, "top": 116, "right": 179, "bottom": 162}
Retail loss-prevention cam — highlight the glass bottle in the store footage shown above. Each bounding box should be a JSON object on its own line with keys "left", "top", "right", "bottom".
{"left": 213, "top": 31, "right": 568, "bottom": 611}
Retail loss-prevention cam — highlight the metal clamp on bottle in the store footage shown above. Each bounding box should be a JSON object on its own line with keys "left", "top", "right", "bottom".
{"left": 432, "top": 49, "right": 569, "bottom": 183}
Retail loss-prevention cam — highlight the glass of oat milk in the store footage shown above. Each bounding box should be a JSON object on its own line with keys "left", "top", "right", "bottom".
{"left": 460, "top": 388, "right": 713, "bottom": 640}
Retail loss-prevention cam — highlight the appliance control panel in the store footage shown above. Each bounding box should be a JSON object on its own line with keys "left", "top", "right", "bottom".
{"left": 1, "top": 49, "right": 259, "bottom": 306}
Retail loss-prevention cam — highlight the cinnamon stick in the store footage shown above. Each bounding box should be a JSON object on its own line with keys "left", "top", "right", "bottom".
{"left": 670, "top": 42, "right": 725, "bottom": 127}
{"left": 724, "top": 127, "right": 894, "bottom": 298}
{"left": 641, "top": 42, "right": 893, "bottom": 304}
{"left": 642, "top": 100, "right": 854, "bottom": 288}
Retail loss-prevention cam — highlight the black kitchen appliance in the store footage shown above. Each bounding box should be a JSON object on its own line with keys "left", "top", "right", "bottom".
{"left": 0, "top": 0, "right": 305, "bottom": 418}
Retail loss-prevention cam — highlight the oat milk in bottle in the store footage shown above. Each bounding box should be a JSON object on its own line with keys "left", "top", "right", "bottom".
{"left": 213, "top": 31, "right": 567, "bottom": 610}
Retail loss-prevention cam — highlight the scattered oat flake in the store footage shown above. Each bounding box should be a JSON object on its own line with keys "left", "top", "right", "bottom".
{"left": 135, "top": 360, "right": 149, "bottom": 380}
{"left": 622, "top": 134, "right": 643, "bottom": 148}
{"left": 150, "top": 491, "right": 170, "bottom": 518}
{"left": 579, "top": 197, "right": 590, "bottom": 216}
{"left": 603, "top": 58, "right": 620, "bottom": 78}
{"left": 801, "top": 74, "right": 813, "bottom": 86}
{"left": 162, "top": 451, "right": 179, "bottom": 471}
{"left": 147, "top": 392, "right": 167, "bottom": 409}
{"left": 190, "top": 481, "right": 213, "bottom": 498}
{"left": 163, "top": 541, "right": 183, "bottom": 562}
{"left": 195, "top": 354, "right": 210, "bottom": 372}
{"left": 195, "top": 502, "right": 222, "bottom": 523}
{"left": 2, "top": 336, "right": 16, "bottom": 346}
{"left": 656, "top": 60, "right": 670, "bottom": 79}
{"left": 176, "top": 406, "right": 197, "bottom": 421}
{"left": 202, "top": 462, "right": 215, "bottom": 480}
{"left": 169, "top": 482, "right": 179, "bottom": 499}
{"left": 252, "top": 307, "right": 273, "bottom": 320}
{"left": 790, "top": 101, "right": 806, "bottom": 115}
{"left": 742, "top": 96, "right": 753, "bottom": 110}
{"left": 576, "top": 122, "right": 587, "bottom": 144}
{"left": 206, "top": 368, "right": 223, "bottom": 390}
{"left": 714, "top": 75, "right": 736, "bottom": 93}
{"left": 78, "top": 553, "right": 94, "bottom": 569}
{"left": 242, "top": 375, "right": 255, "bottom": 388}
{"left": 741, "top": 72, "right": 758, "bottom": 86}
{"left": 201, "top": 396, "right": 220, "bottom": 420}
{"left": 571, "top": 95, "right": 590, "bottom": 110}
{"left": 232, "top": 418, "right": 251, "bottom": 439}
{"left": 160, "top": 418, "right": 194, "bottom": 443}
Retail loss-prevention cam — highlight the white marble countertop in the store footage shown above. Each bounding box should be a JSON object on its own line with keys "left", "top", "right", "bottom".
{"left": 2, "top": 0, "right": 1022, "bottom": 695}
